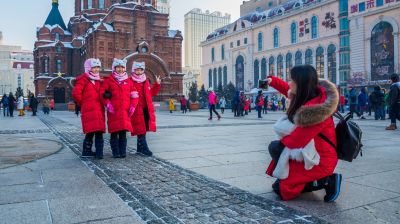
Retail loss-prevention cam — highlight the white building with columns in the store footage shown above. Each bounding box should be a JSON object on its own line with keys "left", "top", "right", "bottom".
{"left": 201, "top": 0, "right": 341, "bottom": 91}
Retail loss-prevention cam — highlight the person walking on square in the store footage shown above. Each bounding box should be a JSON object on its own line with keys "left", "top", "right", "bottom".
{"left": 219, "top": 96, "right": 226, "bottom": 114}
{"left": 101, "top": 59, "right": 139, "bottom": 158}
{"left": 349, "top": 88, "right": 359, "bottom": 118}
{"left": 256, "top": 90, "right": 264, "bottom": 118}
{"left": 130, "top": 61, "right": 161, "bottom": 157}
{"left": 358, "top": 87, "right": 367, "bottom": 119}
{"left": 169, "top": 98, "right": 175, "bottom": 113}
{"left": 369, "top": 86, "right": 385, "bottom": 120}
{"left": 17, "top": 95, "right": 25, "bottom": 116}
{"left": 239, "top": 91, "right": 246, "bottom": 116}
{"left": 8, "top": 93, "right": 15, "bottom": 117}
{"left": 1, "top": 94, "right": 9, "bottom": 117}
{"left": 266, "top": 65, "right": 341, "bottom": 202}
{"left": 339, "top": 93, "right": 345, "bottom": 113}
{"left": 50, "top": 98, "right": 54, "bottom": 111}
{"left": 385, "top": 73, "right": 400, "bottom": 130}
{"left": 233, "top": 91, "right": 240, "bottom": 117}
{"left": 72, "top": 58, "right": 106, "bottom": 159}
{"left": 42, "top": 97, "right": 51, "bottom": 115}
{"left": 29, "top": 93, "right": 39, "bottom": 116}
{"left": 208, "top": 88, "right": 221, "bottom": 120}
{"left": 180, "top": 96, "right": 187, "bottom": 113}
{"left": 263, "top": 95, "right": 268, "bottom": 114}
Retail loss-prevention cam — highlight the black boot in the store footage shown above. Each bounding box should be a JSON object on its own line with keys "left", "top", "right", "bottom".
{"left": 302, "top": 179, "right": 326, "bottom": 193}
{"left": 110, "top": 137, "right": 120, "bottom": 158}
{"left": 272, "top": 179, "right": 282, "bottom": 200}
{"left": 95, "top": 137, "right": 104, "bottom": 159}
{"left": 81, "top": 140, "right": 95, "bottom": 157}
{"left": 323, "top": 173, "right": 342, "bottom": 202}
{"left": 119, "top": 138, "right": 127, "bottom": 158}
{"left": 137, "top": 135, "right": 152, "bottom": 156}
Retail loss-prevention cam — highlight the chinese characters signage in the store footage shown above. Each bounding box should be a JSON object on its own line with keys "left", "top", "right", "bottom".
{"left": 322, "top": 12, "right": 336, "bottom": 29}
{"left": 299, "top": 18, "right": 309, "bottom": 37}
{"left": 351, "top": 0, "right": 398, "bottom": 13}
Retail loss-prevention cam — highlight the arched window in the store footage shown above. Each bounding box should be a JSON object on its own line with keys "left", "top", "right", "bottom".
{"left": 81, "top": 0, "right": 84, "bottom": 10}
{"left": 291, "top": 22, "right": 297, "bottom": 44}
{"left": 211, "top": 48, "right": 215, "bottom": 62}
{"left": 218, "top": 67, "right": 223, "bottom": 86}
{"left": 305, "top": 49, "right": 313, "bottom": 65}
{"left": 311, "top": 16, "right": 318, "bottom": 39}
{"left": 273, "top": 28, "right": 279, "bottom": 48}
{"left": 223, "top": 66, "right": 228, "bottom": 86}
{"left": 277, "top": 55, "right": 283, "bottom": 79}
{"left": 295, "top": 51, "right": 302, "bottom": 65}
{"left": 56, "top": 59, "right": 62, "bottom": 73}
{"left": 235, "top": 55, "right": 245, "bottom": 90}
{"left": 269, "top": 56, "right": 275, "bottom": 76}
{"left": 208, "top": 69, "right": 212, "bottom": 88}
{"left": 258, "top": 32, "right": 263, "bottom": 51}
{"left": 221, "top": 45, "right": 225, "bottom": 60}
{"left": 261, "top": 58, "right": 267, "bottom": 80}
{"left": 99, "top": 0, "right": 105, "bottom": 9}
{"left": 213, "top": 68, "right": 217, "bottom": 88}
{"left": 286, "top": 53, "right": 293, "bottom": 79}
{"left": 316, "top": 47, "right": 324, "bottom": 78}
{"left": 88, "top": 0, "right": 93, "bottom": 9}
{"left": 254, "top": 60, "right": 260, "bottom": 88}
{"left": 327, "top": 44, "right": 337, "bottom": 84}
{"left": 371, "top": 21, "right": 395, "bottom": 80}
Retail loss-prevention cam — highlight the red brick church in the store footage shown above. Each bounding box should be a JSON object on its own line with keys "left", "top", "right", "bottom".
{"left": 34, "top": 0, "right": 183, "bottom": 104}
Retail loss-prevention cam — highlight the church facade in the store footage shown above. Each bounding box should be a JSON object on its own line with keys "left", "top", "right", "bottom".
{"left": 34, "top": 0, "right": 183, "bottom": 104}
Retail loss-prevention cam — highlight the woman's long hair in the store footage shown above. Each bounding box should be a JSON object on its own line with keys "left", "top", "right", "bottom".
{"left": 287, "top": 65, "right": 319, "bottom": 122}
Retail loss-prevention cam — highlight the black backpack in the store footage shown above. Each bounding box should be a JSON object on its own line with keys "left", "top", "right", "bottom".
{"left": 319, "top": 112, "right": 363, "bottom": 162}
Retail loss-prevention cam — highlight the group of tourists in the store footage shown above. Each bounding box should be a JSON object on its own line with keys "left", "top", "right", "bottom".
{"left": 72, "top": 58, "right": 161, "bottom": 159}
{"left": 0, "top": 93, "right": 53, "bottom": 117}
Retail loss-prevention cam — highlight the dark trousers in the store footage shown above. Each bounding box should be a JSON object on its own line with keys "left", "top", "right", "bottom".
{"left": 43, "top": 107, "right": 50, "bottom": 114}
{"left": 9, "top": 106, "right": 14, "bottom": 117}
{"left": 32, "top": 106, "right": 38, "bottom": 116}
{"left": 209, "top": 104, "right": 220, "bottom": 118}
{"left": 3, "top": 106, "right": 9, "bottom": 116}
{"left": 85, "top": 131, "right": 103, "bottom": 143}
{"left": 339, "top": 105, "right": 345, "bottom": 113}
{"left": 389, "top": 103, "right": 400, "bottom": 124}
{"left": 374, "top": 105, "right": 385, "bottom": 120}
{"left": 349, "top": 104, "right": 360, "bottom": 118}
{"left": 182, "top": 105, "right": 187, "bottom": 113}
{"left": 221, "top": 107, "right": 225, "bottom": 114}
{"left": 257, "top": 106, "right": 262, "bottom": 118}
{"left": 263, "top": 106, "right": 268, "bottom": 114}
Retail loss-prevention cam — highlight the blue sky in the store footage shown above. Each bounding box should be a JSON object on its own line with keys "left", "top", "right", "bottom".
{"left": 0, "top": 0, "right": 243, "bottom": 50}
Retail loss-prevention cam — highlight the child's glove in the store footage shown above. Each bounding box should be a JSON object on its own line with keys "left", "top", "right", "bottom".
{"left": 128, "top": 106, "right": 136, "bottom": 117}
{"left": 106, "top": 103, "right": 115, "bottom": 114}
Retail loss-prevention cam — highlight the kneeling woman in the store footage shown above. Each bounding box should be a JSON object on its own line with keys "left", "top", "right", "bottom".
{"left": 266, "top": 65, "right": 341, "bottom": 202}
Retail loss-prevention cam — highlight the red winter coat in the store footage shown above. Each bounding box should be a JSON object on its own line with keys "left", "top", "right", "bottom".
{"left": 100, "top": 76, "right": 138, "bottom": 133}
{"left": 266, "top": 76, "right": 339, "bottom": 201}
{"left": 130, "top": 79, "right": 160, "bottom": 136}
{"left": 72, "top": 74, "right": 105, "bottom": 134}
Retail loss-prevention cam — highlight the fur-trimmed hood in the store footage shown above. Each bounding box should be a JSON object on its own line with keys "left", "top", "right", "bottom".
{"left": 294, "top": 79, "right": 339, "bottom": 127}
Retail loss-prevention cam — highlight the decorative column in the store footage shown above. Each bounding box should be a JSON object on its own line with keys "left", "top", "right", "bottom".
{"left": 324, "top": 52, "right": 328, "bottom": 80}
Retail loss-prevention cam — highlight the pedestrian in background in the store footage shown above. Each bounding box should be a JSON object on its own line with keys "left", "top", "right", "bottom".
{"left": 339, "top": 93, "right": 345, "bottom": 113}
{"left": 29, "top": 93, "right": 39, "bottom": 116}
{"left": 17, "top": 95, "right": 25, "bottom": 116}
{"left": 42, "top": 97, "right": 50, "bottom": 115}
{"left": 8, "top": 93, "right": 15, "bottom": 117}
{"left": 50, "top": 99, "right": 54, "bottom": 110}
{"left": 255, "top": 90, "right": 264, "bottom": 118}
{"left": 358, "top": 87, "right": 368, "bottom": 119}
{"left": 73, "top": 58, "right": 106, "bottom": 159}
{"left": 180, "top": 95, "right": 187, "bottom": 114}
{"left": 263, "top": 95, "right": 268, "bottom": 114}
{"left": 385, "top": 73, "right": 400, "bottom": 130}
{"left": 169, "top": 98, "right": 174, "bottom": 113}
{"left": 349, "top": 87, "right": 359, "bottom": 118}
{"left": 1, "top": 94, "right": 9, "bottom": 117}
{"left": 208, "top": 88, "right": 221, "bottom": 120}
{"left": 219, "top": 96, "right": 226, "bottom": 114}
{"left": 233, "top": 91, "right": 240, "bottom": 117}
{"left": 369, "top": 85, "right": 385, "bottom": 120}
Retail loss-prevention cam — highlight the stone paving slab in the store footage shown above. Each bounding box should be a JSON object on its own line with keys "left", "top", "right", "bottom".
{"left": 40, "top": 114, "right": 326, "bottom": 224}
{"left": 0, "top": 200, "right": 52, "bottom": 224}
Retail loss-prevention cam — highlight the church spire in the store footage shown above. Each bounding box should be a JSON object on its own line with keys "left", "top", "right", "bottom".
{"left": 44, "top": 0, "right": 67, "bottom": 30}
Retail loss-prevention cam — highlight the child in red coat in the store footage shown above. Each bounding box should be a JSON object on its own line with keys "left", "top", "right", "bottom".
{"left": 130, "top": 61, "right": 161, "bottom": 156}
{"left": 72, "top": 58, "right": 105, "bottom": 159}
{"left": 101, "top": 59, "right": 139, "bottom": 158}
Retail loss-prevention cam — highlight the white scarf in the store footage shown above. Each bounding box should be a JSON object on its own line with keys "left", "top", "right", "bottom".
{"left": 112, "top": 71, "right": 128, "bottom": 83}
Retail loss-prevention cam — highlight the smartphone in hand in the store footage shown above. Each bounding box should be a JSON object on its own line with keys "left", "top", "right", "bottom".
{"left": 258, "top": 80, "right": 269, "bottom": 90}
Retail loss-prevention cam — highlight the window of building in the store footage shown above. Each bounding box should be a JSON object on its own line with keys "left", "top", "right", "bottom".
{"left": 81, "top": 0, "right": 84, "bottom": 10}
{"left": 316, "top": 47, "right": 324, "bottom": 78}
{"left": 327, "top": 44, "right": 337, "bottom": 84}
{"left": 244, "top": 38, "right": 248, "bottom": 44}
{"left": 340, "top": 52, "right": 350, "bottom": 65}
{"left": 208, "top": 69, "right": 212, "bottom": 88}
{"left": 305, "top": 49, "right": 313, "bottom": 65}
{"left": 56, "top": 46, "right": 62, "bottom": 53}
{"left": 291, "top": 22, "right": 297, "bottom": 44}
{"left": 339, "top": 0, "right": 348, "bottom": 13}
{"left": 56, "top": 59, "right": 62, "bottom": 73}
{"left": 230, "top": 42, "right": 233, "bottom": 48}
{"left": 295, "top": 51, "right": 302, "bottom": 65}
{"left": 211, "top": 47, "right": 215, "bottom": 62}
{"left": 273, "top": 28, "right": 279, "bottom": 48}
{"left": 221, "top": 45, "right": 225, "bottom": 60}
{"left": 371, "top": 21, "right": 395, "bottom": 80}
{"left": 88, "top": 0, "right": 93, "bottom": 9}
{"left": 43, "top": 58, "right": 49, "bottom": 73}
{"left": 213, "top": 68, "right": 217, "bottom": 88}
{"left": 277, "top": 55, "right": 283, "bottom": 79}
{"left": 359, "top": 2, "right": 365, "bottom": 12}
{"left": 377, "top": 0, "right": 384, "bottom": 6}
{"left": 340, "top": 70, "right": 349, "bottom": 82}
{"left": 237, "top": 40, "right": 241, "bottom": 46}
{"left": 254, "top": 59, "right": 260, "bottom": 88}
{"left": 18, "top": 75, "right": 21, "bottom": 88}
{"left": 223, "top": 66, "right": 228, "bottom": 86}
{"left": 55, "top": 33, "right": 60, "bottom": 41}
{"left": 311, "top": 16, "right": 318, "bottom": 39}
{"left": 340, "top": 36, "right": 350, "bottom": 47}
{"left": 286, "top": 53, "right": 293, "bottom": 79}
{"left": 218, "top": 67, "right": 223, "bottom": 86}
{"left": 261, "top": 58, "right": 267, "bottom": 80}
{"left": 99, "top": 0, "right": 105, "bottom": 9}
{"left": 258, "top": 32, "right": 263, "bottom": 51}
{"left": 269, "top": 56, "right": 275, "bottom": 76}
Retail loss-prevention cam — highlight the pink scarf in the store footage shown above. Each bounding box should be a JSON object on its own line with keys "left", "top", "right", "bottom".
{"left": 86, "top": 72, "right": 100, "bottom": 81}
{"left": 131, "top": 73, "right": 147, "bottom": 83}
{"left": 112, "top": 71, "right": 129, "bottom": 83}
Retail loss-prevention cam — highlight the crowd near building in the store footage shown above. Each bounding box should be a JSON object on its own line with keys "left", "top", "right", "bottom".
{"left": 201, "top": 0, "right": 400, "bottom": 93}
{"left": 34, "top": 0, "right": 182, "bottom": 105}
{"left": 0, "top": 31, "right": 35, "bottom": 96}
{"left": 183, "top": 9, "right": 231, "bottom": 96}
